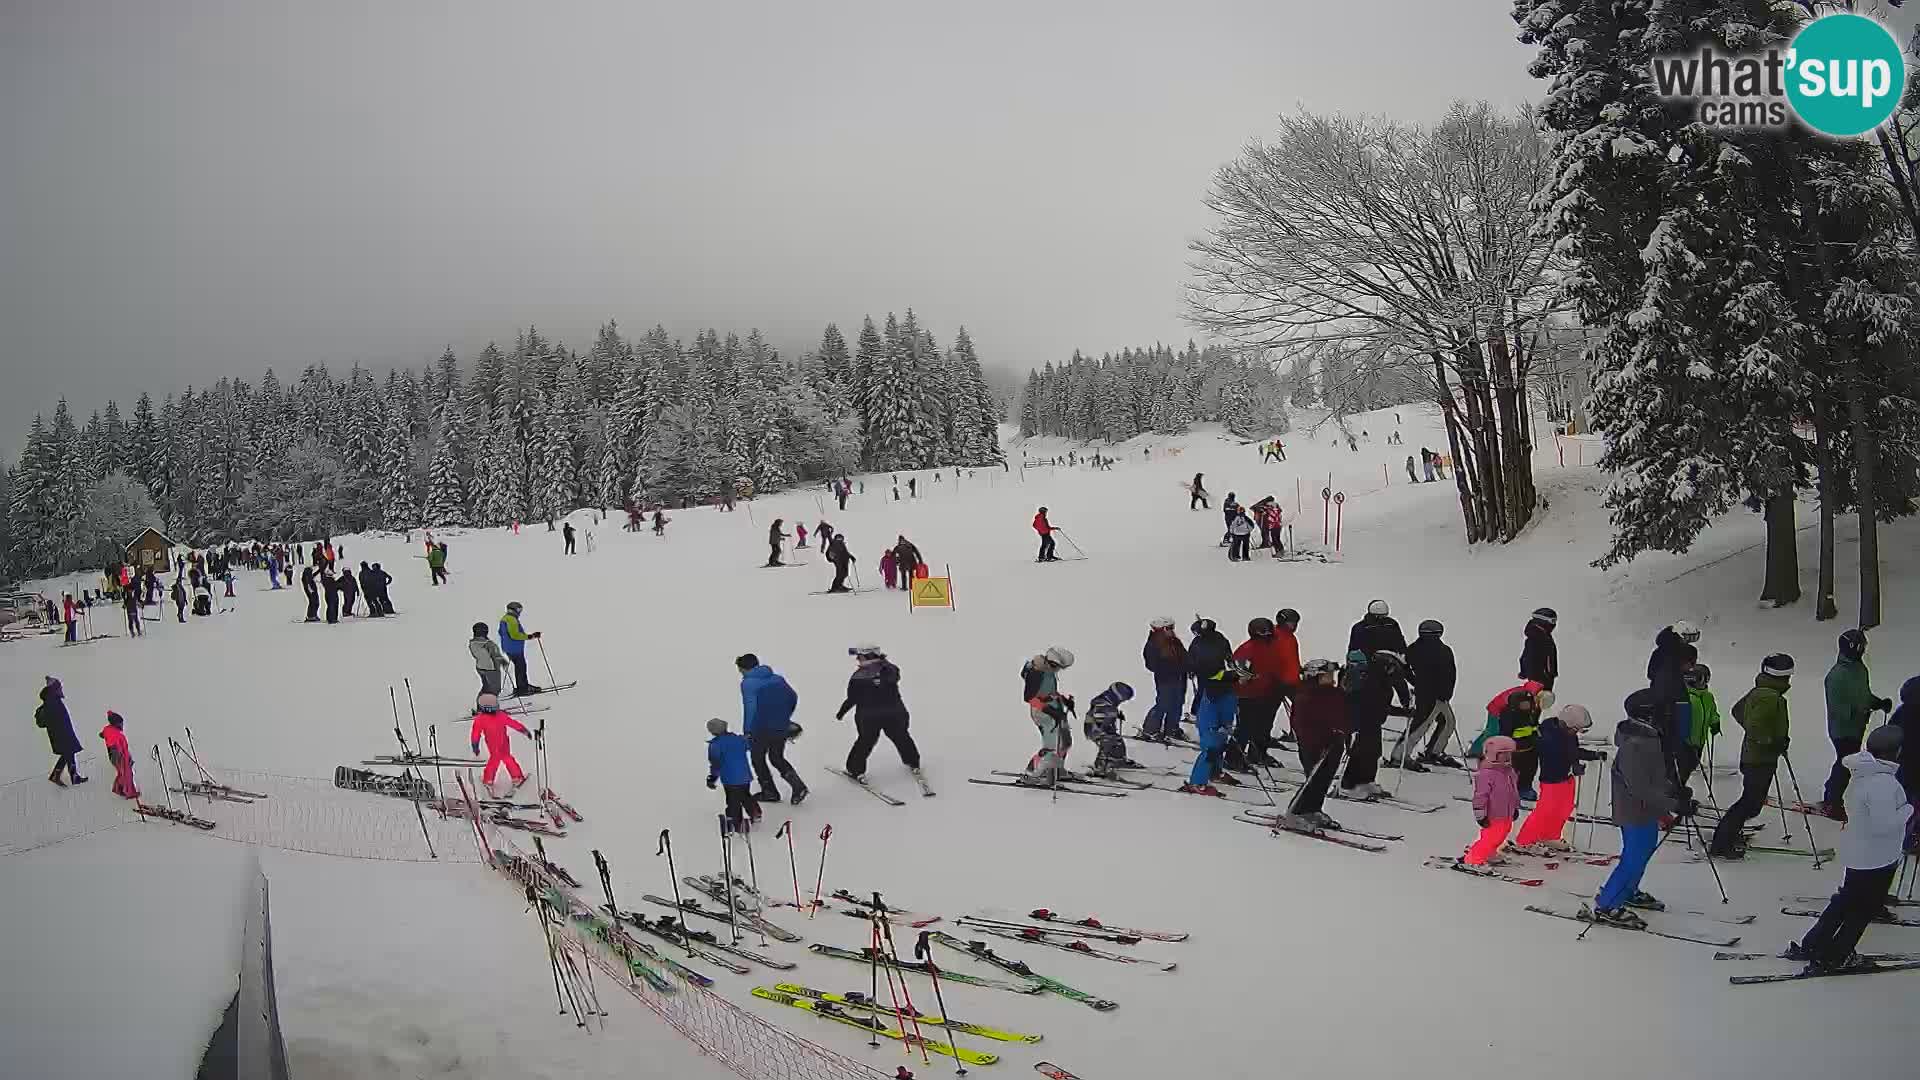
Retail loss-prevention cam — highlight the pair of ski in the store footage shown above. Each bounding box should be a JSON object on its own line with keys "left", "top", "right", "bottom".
{"left": 826, "top": 766, "right": 934, "bottom": 805}
{"left": 675, "top": 876, "right": 803, "bottom": 941}
{"left": 1234, "top": 812, "right": 1397, "bottom": 853}
{"left": 925, "top": 931, "right": 1120, "bottom": 1010}
{"left": 362, "top": 753, "right": 481, "bottom": 768}
{"left": 1561, "top": 892, "right": 1755, "bottom": 926}
{"left": 960, "top": 915, "right": 1147, "bottom": 945}
{"left": 1783, "top": 894, "right": 1918, "bottom": 909}
{"left": 172, "top": 780, "right": 266, "bottom": 805}
{"left": 1523, "top": 901, "right": 1743, "bottom": 946}
{"left": 1682, "top": 845, "right": 1833, "bottom": 863}
{"left": 1425, "top": 855, "right": 1544, "bottom": 886}
{"left": 608, "top": 907, "right": 793, "bottom": 972}
{"left": 136, "top": 802, "right": 216, "bottom": 830}
{"left": 1764, "top": 797, "right": 1841, "bottom": 820}
{"left": 1780, "top": 906, "right": 1920, "bottom": 928}
{"left": 969, "top": 775, "right": 1128, "bottom": 797}
{"left": 951, "top": 921, "right": 1176, "bottom": 970}
{"left": 808, "top": 943, "right": 1046, "bottom": 995}
{"left": 769, "top": 983, "right": 1043, "bottom": 1042}
{"left": 568, "top": 909, "right": 694, "bottom": 991}
{"left": 749, "top": 988, "right": 1001, "bottom": 1066}
{"left": 1331, "top": 788, "right": 1443, "bottom": 814}
{"left": 1718, "top": 948, "right": 1920, "bottom": 962}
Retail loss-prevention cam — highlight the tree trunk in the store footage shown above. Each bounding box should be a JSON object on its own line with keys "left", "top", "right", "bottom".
{"left": 1434, "top": 354, "right": 1482, "bottom": 543}
{"left": 1813, "top": 403, "right": 1839, "bottom": 622}
{"left": 1761, "top": 492, "right": 1800, "bottom": 606}
{"left": 1844, "top": 373, "right": 1882, "bottom": 629}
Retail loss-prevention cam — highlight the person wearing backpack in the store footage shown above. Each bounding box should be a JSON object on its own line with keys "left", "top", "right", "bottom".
{"left": 1709, "top": 654, "right": 1795, "bottom": 858}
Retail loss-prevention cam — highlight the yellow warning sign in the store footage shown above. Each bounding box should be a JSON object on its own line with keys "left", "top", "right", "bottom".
{"left": 910, "top": 576, "right": 953, "bottom": 610}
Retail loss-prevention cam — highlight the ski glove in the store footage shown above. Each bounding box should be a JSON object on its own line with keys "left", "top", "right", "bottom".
{"left": 1876, "top": 697, "right": 1894, "bottom": 713}
{"left": 1477, "top": 817, "right": 1489, "bottom": 828}
{"left": 706, "top": 776, "right": 717, "bottom": 789}
{"left": 471, "top": 742, "right": 481, "bottom": 756}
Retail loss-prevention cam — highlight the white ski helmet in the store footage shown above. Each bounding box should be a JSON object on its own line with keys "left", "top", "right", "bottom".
{"left": 1044, "top": 646, "right": 1075, "bottom": 669}
{"left": 1149, "top": 615, "right": 1176, "bottom": 630}
{"left": 1367, "top": 599, "right": 1389, "bottom": 617}
{"left": 476, "top": 692, "right": 500, "bottom": 712}
{"left": 1670, "top": 620, "right": 1700, "bottom": 642}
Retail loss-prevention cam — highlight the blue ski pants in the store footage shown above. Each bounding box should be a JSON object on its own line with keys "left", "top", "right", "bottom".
{"left": 1145, "top": 679, "right": 1187, "bottom": 737}
{"left": 1189, "top": 694, "right": 1237, "bottom": 786}
{"left": 1595, "top": 822, "right": 1660, "bottom": 911}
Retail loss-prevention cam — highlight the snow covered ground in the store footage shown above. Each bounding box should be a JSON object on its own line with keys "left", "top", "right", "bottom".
{"left": 3, "top": 406, "right": 1914, "bottom": 1080}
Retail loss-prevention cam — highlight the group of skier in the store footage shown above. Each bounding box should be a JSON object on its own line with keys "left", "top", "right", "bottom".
{"left": 298, "top": 559, "right": 395, "bottom": 623}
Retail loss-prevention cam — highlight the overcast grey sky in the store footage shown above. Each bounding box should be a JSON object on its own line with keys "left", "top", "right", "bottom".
{"left": 1, "top": 0, "right": 1542, "bottom": 435}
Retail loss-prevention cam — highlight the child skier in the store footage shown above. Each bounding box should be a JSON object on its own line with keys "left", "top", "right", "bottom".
{"left": 469, "top": 622, "right": 508, "bottom": 697}
{"left": 1276, "top": 658, "right": 1349, "bottom": 830}
{"left": 1462, "top": 735, "right": 1521, "bottom": 869}
{"left": 1587, "top": 689, "right": 1689, "bottom": 928}
{"left": 652, "top": 509, "right": 668, "bottom": 536}
{"left": 1512, "top": 704, "right": 1603, "bottom": 853}
{"left": 706, "top": 717, "right": 761, "bottom": 829}
{"left": 879, "top": 548, "right": 898, "bottom": 590}
{"left": 37, "top": 676, "right": 85, "bottom": 786}
{"left": 795, "top": 522, "right": 808, "bottom": 549}
{"left": 1678, "top": 663, "right": 1720, "bottom": 788}
{"left": 1019, "top": 647, "right": 1077, "bottom": 784}
{"left": 101, "top": 709, "right": 137, "bottom": 799}
{"left": 1084, "top": 682, "right": 1140, "bottom": 778}
{"left": 1495, "top": 687, "right": 1547, "bottom": 801}
{"left": 468, "top": 692, "right": 531, "bottom": 794}
{"left": 1468, "top": 680, "right": 1549, "bottom": 758}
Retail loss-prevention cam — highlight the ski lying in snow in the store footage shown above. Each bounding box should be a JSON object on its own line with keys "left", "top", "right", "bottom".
{"left": 1034, "top": 1063, "right": 1085, "bottom": 1080}
{"left": 926, "top": 931, "right": 1119, "bottom": 1010}
{"left": 610, "top": 909, "right": 783, "bottom": 972}
{"left": 806, "top": 587, "right": 879, "bottom": 595}
{"left": 825, "top": 889, "right": 940, "bottom": 926}
{"left": 334, "top": 765, "right": 435, "bottom": 800}
{"left": 1716, "top": 949, "right": 1920, "bottom": 962}
{"left": 958, "top": 923, "right": 1175, "bottom": 970}
{"left": 1237, "top": 811, "right": 1403, "bottom": 842}
{"left": 361, "top": 753, "right": 482, "bottom": 767}
{"left": 968, "top": 777, "right": 1127, "bottom": 797}
{"left": 1730, "top": 960, "right": 1920, "bottom": 985}
{"left": 136, "top": 803, "right": 217, "bottom": 829}
{"left": 807, "top": 944, "right": 1044, "bottom": 994}
{"left": 172, "top": 785, "right": 255, "bottom": 805}
{"left": 1523, "top": 903, "right": 1742, "bottom": 946}
{"left": 990, "top": 768, "right": 1150, "bottom": 790}
{"left": 1781, "top": 907, "right": 1920, "bottom": 927}
{"left": 1424, "top": 856, "right": 1543, "bottom": 886}
{"left": 825, "top": 767, "right": 907, "bottom": 805}
{"left": 681, "top": 877, "right": 803, "bottom": 941}
{"left": 179, "top": 779, "right": 268, "bottom": 801}
{"left": 1019, "top": 909, "right": 1188, "bottom": 943}
{"left": 541, "top": 788, "right": 583, "bottom": 822}
{"left": 771, "top": 984, "right": 1043, "bottom": 1043}
{"left": 750, "top": 988, "right": 1001, "bottom": 1065}
{"left": 1333, "top": 789, "right": 1443, "bottom": 813}
{"left": 1685, "top": 846, "right": 1834, "bottom": 863}
{"left": 1783, "top": 894, "right": 1918, "bottom": 909}
{"left": 1234, "top": 813, "right": 1388, "bottom": 851}
{"left": 1128, "top": 732, "right": 1202, "bottom": 750}
{"left": 959, "top": 916, "right": 1145, "bottom": 945}
{"left": 566, "top": 910, "right": 684, "bottom": 991}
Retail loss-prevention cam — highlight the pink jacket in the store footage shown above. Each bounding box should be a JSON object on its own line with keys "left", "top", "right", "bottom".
{"left": 1471, "top": 762, "right": 1521, "bottom": 822}
{"left": 469, "top": 711, "right": 529, "bottom": 753}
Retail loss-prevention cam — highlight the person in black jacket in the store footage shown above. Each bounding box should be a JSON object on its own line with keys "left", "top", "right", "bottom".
{"left": 1519, "top": 607, "right": 1559, "bottom": 690}
{"left": 891, "top": 536, "right": 922, "bottom": 590}
{"left": 766, "top": 519, "right": 787, "bottom": 567}
{"left": 339, "top": 563, "right": 360, "bottom": 616}
{"left": 1647, "top": 621, "right": 1700, "bottom": 778}
{"left": 1342, "top": 649, "right": 1411, "bottom": 798}
{"left": 825, "top": 533, "right": 857, "bottom": 593}
{"left": 835, "top": 645, "right": 921, "bottom": 781}
{"left": 1140, "top": 617, "right": 1189, "bottom": 741}
{"left": 1393, "top": 619, "right": 1461, "bottom": 770}
{"left": 36, "top": 676, "right": 86, "bottom": 786}
{"left": 1183, "top": 618, "right": 1240, "bottom": 791}
{"left": 321, "top": 567, "right": 341, "bottom": 624}
{"left": 299, "top": 566, "right": 319, "bottom": 622}
{"left": 1347, "top": 600, "right": 1408, "bottom": 658}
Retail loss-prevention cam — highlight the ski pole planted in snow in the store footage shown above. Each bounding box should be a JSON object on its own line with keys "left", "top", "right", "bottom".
{"left": 718, "top": 815, "right": 742, "bottom": 944}
{"left": 537, "top": 638, "right": 560, "bottom": 687}
{"left": 741, "top": 822, "right": 769, "bottom": 949}
{"left": 656, "top": 829, "right": 697, "bottom": 957}
{"left": 1780, "top": 754, "right": 1826, "bottom": 869}
{"left": 1685, "top": 815, "right": 1731, "bottom": 904}
{"left": 776, "top": 820, "right": 804, "bottom": 911}
{"left": 914, "top": 930, "right": 970, "bottom": 1076}
{"left": 811, "top": 823, "right": 833, "bottom": 917}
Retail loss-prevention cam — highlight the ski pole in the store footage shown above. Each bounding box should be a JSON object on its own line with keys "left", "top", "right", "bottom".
{"left": 183, "top": 726, "right": 213, "bottom": 784}
{"left": 871, "top": 895, "right": 930, "bottom": 1066}
{"left": 429, "top": 725, "right": 445, "bottom": 815}
{"left": 864, "top": 914, "right": 885, "bottom": 1048}
{"left": 656, "top": 828, "right": 698, "bottom": 957}
{"left": 914, "top": 930, "right": 970, "bottom": 1076}
{"left": 716, "top": 816, "right": 743, "bottom": 944}
{"left": 741, "top": 823, "right": 769, "bottom": 949}
{"left": 1577, "top": 823, "right": 1678, "bottom": 942}
{"left": 166, "top": 738, "right": 199, "bottom": 810}
{"left": 151, "top": 745, "right": 175, "bottom": 812}
{"left": 811, "top": 823, "right": 832, "bottom": 917}
{"left": 1684, "top": 814, "right": 1730, "bottom": 904}
{"left": 1771, "top": 768, "right": 1795, "bottom": 841}
{"left": 538, "top": 637, "right": 559, "bottom": 686}
{"left": 1781, "top": 754, "right": 1826, "bottom": 869}
{"left": 776, "top": 820, "right": 804, "bottom": 911}
{"left": 1057, "top": 531, "right": 1087, "bottom": 559}
{"left": 404, "top": 677, "right": 424, "bottom": 766}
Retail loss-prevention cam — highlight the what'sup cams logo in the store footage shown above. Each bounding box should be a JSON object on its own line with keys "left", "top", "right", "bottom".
{"left": 1651, "top": 13, "right": 1906, "bottom": 137}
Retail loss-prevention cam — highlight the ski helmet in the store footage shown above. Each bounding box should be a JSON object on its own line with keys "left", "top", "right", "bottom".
{"left": 1530, "top": 607, "right": 1558, "bottom": 627}
{"left": 1044, "top": 646, "right": 1075, "bottom": 669}
{"left": 1275, "top": 608, "right": 1301, "bottom": 628}
{"left": 1866, "top": 724, "right": 1904, "bottom": 759}
{"left": 105, "top": 709, "right": 124, "bottom": 728}
{"left": 1367, "top": 599, "right": 1390, "bottom": 617}
{"left": 1150, "top": 615, "right": 1176, "bottom": 630}
{"left": 706, "top": 717, "right": 728, "bottom": 736}
{"left": 849, "top": 643, "right": 884, "bottom": 659}
{"left": 1535, "top": 690, "right": 1555, "bottom": 712}
{"left": 1670, "top": 620, "right": 1700, "bottom": 642}
{"left": 787, "top": 721, "right": 804, "bottom": 741}
{"left": 471, "top": 622, "right": 488, "bottom": 637}
{"left": 1558, "top": 703, "right": 1593, "bottom": 732}
{"left": 1839, "top": 628, "right": 1869, "bottom": 660}
{"left": 1302, "top": 658, "right": 1336, "bottom": 679}
{"left": 1418, "top": 619, "right": 1444, "bottom": 637}
{"left": 506, "top": 601, "right": 524, "bottom": 615}
{"left": 735, "top": 653, "right": 760, "bottom": 671}
{"left": 1108, "top": 681, "right": 1135, "bottom": 702}
{"left": 1683, "top": 663, "right": 1710, "bottom": 690}
{"left": 1508, "top": 688, "right": 1537, "bottom": 710}
{"left": 476, "top": 693, "right": 500, "bottom": 713}
{"left": 1248, "top": 617, "right": 1275, "bottom": 639}
{"left": 1192, "top": 618, "right": 1216, "bottom": 635}
{"left": 1624, "top": 688, "right": 1660, "bottom": 722}
{"left": 1038, "top": 506, "right": 1048, "bottom": 515}
{"left": 1483, "top": 735, "right": 1518, "bottom": 767}
{"left": 1761, "top": 653, "right": 1795, "bottom": 678}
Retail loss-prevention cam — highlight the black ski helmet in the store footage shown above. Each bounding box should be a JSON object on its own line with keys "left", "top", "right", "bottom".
{"left": 1108, "top": 681, "right": 1136, "bottom": 702}
{"left": 1248, "top": 617, "right": 1275, "bottom": 639}
{"left": 1418, "top": 619, "right": 1444, "bottom": 637}
{"left": 1839, "top": 628, "right": 1868, "bottom": 660}
{"left": 1866, "top": 724, "right": 1904, "bottom": 759}
{"left": 1192, "top": 617, "right": 1216, "bottom": 635}
{"left": 1530, "top": 607, "right": 1558, "bottom": 627}
{"left": 1275, "top": 608, "right": 1301, "bottom": 628}
{"left": 471, "top": 622, "right": 488, "bottom": 637}
{"left": 1624, "top": 687, "right": 1660, "bottom": 722}
{"left": 1761, "top": 653, "right": 1795, "bottom": 678}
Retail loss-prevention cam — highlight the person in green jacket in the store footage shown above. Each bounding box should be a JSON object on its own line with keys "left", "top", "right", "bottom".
{"left": 428, "top": 542, "right": 448, "bottom": 586}
{"left": 1822, "top": 629, "right": 1893, "bottom": 817}
{"left": 1709, "top": 654, "right": 1794, "bottom": 858}
{"left": 1679, "top": 663, "right": 1721, "bottom": 788}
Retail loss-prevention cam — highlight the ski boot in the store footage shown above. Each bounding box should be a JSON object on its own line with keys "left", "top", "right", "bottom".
{"left": 1307, "top": 811, "right": 1342, "bottom": 830}
{"left": 1213, "top": 771, "right": 1243, "bottom": 787}
{"left": 1399, "top": 757, "right": 1430, "bottom": 773}
{"left": 1518, "top": 786, "right": 1540, "bottom": 802}
{"left": 1805, "top": 951, "right": 1879, "bottom": 976}
{"left": 1584, "top": 905, "right": 1649, "bottom": 930}
{"left": 1177, "top": 783, "right": 1223, "bottom": 797}
{"left": 1014, "top": 774, "right": 1053, "bottom": 788}
{"left": 752, "top": 790, "right": 783, "bottom": 804}
{"left": 789, "top": 785, "right": 810, "bottom": 806}
{"left": 1539, "top": 838, "right": 1572, "bottom": 853}
{"left": 1422, "top": 751, "right": 1463, "bottom": 769}
{"left": 1784, "top": 940, "right": 1811, "bottom": 961}
{"left": 1624, "top": 891, "right": 1665, "bottom": 912}
{"left": 1453, "top": 859, "right": 1497, "bottom": 877}
{"left": 1273, "top": 812, "right": 1322, "bottom": 833}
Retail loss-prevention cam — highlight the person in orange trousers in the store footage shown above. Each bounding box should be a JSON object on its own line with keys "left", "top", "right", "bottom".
{"left": 1464, "top": 736, "right": 1520, "bottom": 867}
{"left": 1514, "top": 704, "right": 1606, "bottom": 852}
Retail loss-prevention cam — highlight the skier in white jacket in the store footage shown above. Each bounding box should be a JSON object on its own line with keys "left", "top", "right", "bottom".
{"left": 1791, "top": 725, "right": 1913, "bottom": 973}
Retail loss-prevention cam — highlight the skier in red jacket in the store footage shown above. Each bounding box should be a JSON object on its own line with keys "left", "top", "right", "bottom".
{"left": 1032, "top": 508, "right": 1060, "bottom": 562}
{"left": 469, "top": 693, "right": 531, "bottom": 792}
{"left": 1228, "top": 617, "right": 1298, "bottom": 769}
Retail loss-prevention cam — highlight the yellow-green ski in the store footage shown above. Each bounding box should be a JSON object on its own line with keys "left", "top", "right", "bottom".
{"left": 773, "top": 983, "right": 1042, "bottom": 1043}
{"left": 751, "top": 987, "right": 1001, "bottom": 1065}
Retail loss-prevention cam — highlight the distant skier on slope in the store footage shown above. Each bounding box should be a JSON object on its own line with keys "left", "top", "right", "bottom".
{"left": 766, "top": 519, "right": 788, "bottom": 567}
{"left": 1033, "top": 507, "right": 1060, "bottom": 562}
{"left": 1018, "top": 647, "right": 1077, "bottom": 785}
{"left": 1189, "top": 473, "right": 1209, "bottom": 510}
{"left": 563, "top": 521, "right": 577, "bottom": 555}
{"left": 825, "top": 532, "right": 857, "bottom": 593}
{"left": 891, "top": 536, "right": 923, "bottom": 589}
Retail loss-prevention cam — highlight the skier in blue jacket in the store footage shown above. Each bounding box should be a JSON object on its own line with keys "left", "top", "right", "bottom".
{"left": 737, "top": 653, "right": 809, "bottom": 805}
{"left": 497, "top": 602, "right": 541, "bottom": 696}
{"left": 706, "top": 718, "right": 759, "bottom": 829}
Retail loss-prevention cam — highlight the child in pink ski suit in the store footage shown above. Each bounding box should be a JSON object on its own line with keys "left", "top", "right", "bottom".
{"left": 469, "top": 693, "right": 530, "bottom": 790}
{"left": 879, "top": 549, "right": 898, "bottom": 589}
{"left": 101, "top": 710, "right": 139, "bottom": 800}
{"left": 1465, "top": 735, "right": 1520, "bottom": 865}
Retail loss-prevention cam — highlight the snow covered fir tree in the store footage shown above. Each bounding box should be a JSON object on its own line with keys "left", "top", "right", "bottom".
{"left": 2, "top": 315, "right": 1003, "bottom": 578}
{"left": 1015, "top": 343, "right": 1291, "bottom": 443}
